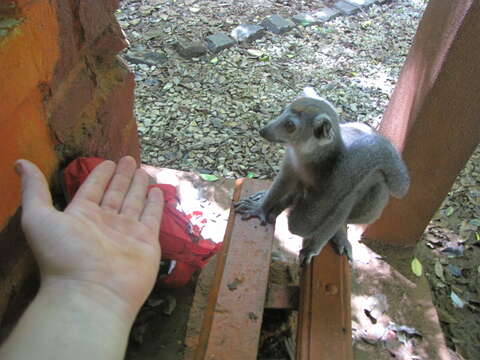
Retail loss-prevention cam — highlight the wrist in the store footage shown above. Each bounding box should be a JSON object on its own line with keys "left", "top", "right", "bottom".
{"left": 1, "top": 277, "right": 137, "bottom": 360}
{"left": 40, "top": 276, "right": 139, "bottom": 328}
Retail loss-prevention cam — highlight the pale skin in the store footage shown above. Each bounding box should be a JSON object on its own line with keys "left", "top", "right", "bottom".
{"left": 0, "top": 156, "right": 164, "bottom": 360}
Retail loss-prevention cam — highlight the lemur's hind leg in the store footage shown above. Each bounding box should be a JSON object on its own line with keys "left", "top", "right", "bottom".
{"left": 330, "top": 225, "right": 352, "bottom": 261}
{"left": 299, "top": 233, "right": 330, "bottom": 266}
{"left": 348, "top": 179, "right": 389, "bottom": 224}
{"left": 299, "top": 226, "right": 351, "bottom": 266}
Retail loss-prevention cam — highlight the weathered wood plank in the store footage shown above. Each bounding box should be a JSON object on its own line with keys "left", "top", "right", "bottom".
{"left": 296, "top": 244, "right": 352, "bottom": 360}
{"left": 195, "top": 179, "right": 275, "bottom": 360}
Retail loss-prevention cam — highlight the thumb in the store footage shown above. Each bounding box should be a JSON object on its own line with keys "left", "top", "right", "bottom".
{"left": 16, "top": 159, "right": 54, "bottom": 212}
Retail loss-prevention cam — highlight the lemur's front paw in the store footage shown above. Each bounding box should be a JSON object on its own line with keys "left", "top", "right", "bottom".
{"left": 234, "top": 191, "right": 269, "bottom": 225}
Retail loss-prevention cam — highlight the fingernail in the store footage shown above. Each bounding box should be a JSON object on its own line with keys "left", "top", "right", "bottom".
{"left": 14, "top": 161, "right": 23, "bottom": 175}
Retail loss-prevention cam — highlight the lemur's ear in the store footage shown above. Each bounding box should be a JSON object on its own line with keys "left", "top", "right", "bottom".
{"left": 299, "top": 86, "right": 321, "bottom": 99}
{"left": 313, "top": 115, "right": 333, "bottom": 140}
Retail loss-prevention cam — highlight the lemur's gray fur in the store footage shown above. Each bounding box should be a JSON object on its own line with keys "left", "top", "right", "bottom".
{"left": 234, "top": 87, "right": 410, "bottom": 265}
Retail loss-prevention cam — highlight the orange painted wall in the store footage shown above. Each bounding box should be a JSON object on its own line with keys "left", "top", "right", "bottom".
{"left": 0, "top": 0, "right": 139, "bottom": 335}
{"left": 0, "top": 0, "right": 60, "bottom": 229}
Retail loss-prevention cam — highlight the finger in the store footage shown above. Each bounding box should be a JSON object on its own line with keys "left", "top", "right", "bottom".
{"left": 15, "top": 159, "right": 53, "bottom": 211}
{"left": 72, "top": 160, "right": 116, "bottom": 204}
{"left": 100, "top": 156, "right": 137, "bottom": 212}
{"left": 140, "top": 187, "right": 164, "bottom": 235}
{"left": 120, "top": 168, "right": 150, "bottom": 218}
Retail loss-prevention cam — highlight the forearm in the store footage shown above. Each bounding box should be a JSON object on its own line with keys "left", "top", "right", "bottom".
{"left": 0, "top": 279, "right": 137, "bottom": 360}
{"left": 262, "top": 173, "right": 296, "bottom": 214}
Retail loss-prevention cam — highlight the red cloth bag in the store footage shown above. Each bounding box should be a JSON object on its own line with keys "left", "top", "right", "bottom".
{"left": 62, "top": 157, "right": 222, "bottom": 287}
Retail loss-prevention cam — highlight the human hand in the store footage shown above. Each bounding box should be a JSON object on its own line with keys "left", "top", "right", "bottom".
{"left": 17, "top": 156, "right": 164, "bottom": 320}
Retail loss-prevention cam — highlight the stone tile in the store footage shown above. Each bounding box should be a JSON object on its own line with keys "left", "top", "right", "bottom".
{"left": 261, "top": 14, "right": 295, "bottom": 34}
{"left": 333, "top": 0, "right": 360, "bottom": 15}
{"left": 346, "top": 0, "right": 376, "bottom": 7}
{"left": 205, "top": 32, "right": 235, "bottom": 53}
{"left": 292, "top": 13, "right": 322, "bottom": 26}
{"left": 231, "top": 24, "right": 265, "bottom": 42}
{"left": 293, "top": 7, "right": 340, "bottom": 27}
{"left": 176, "top": 38, "right": 207, "bottom": 59}
{"left": 311, "top": 7, "right": 341, "bottom": 22}
{"left": 124, "top": 51, "right": 168, "bottom": 66}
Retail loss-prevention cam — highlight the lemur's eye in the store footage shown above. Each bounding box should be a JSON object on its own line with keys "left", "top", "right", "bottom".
{"left": 284, "top": 119, "right": 296, "bottom": 133}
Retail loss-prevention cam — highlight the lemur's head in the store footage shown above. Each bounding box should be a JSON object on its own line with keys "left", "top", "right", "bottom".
{"left": 260, "top": 87, "right": 341, "bottom": 153}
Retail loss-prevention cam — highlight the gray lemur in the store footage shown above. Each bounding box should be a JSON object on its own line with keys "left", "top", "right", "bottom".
{"left": 234, "top": 87, "right": 410, "bottom": 265}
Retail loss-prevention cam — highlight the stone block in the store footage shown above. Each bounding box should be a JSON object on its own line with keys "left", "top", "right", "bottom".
{"left": 346, "top": 0, "right": 376, "bottom": 7}
{"left": 205, "top": 32, "right": 235, "bottom": 53}
{"left": 231, "top": 24, "right": 265, "bottom": 42}
{"left": 333, "top": 0, "right": 360, "bottom": 15}
{"left": 292, "top": 13, "right": 321, "bottom": 26}
{"left": 261, "top": 14, "right": 295, "bottom": 34}
{"left": 124, "top": 51, "right": 168, "bottom": 66}
{"left": 292, "top": 10, "right": 340, "bottom": 27}
{"left": 176, "top": 38, "right": 207, "bottom": 59}
{"left": 312, "top": 7, "right": 341, "bottom": 22}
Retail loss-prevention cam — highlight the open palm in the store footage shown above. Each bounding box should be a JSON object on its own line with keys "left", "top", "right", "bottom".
{"left": 18, "top": 156, "right": 164, "bottom": 314}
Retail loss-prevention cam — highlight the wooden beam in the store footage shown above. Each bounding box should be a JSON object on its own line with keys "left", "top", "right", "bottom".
{"left": 296, "top": 244, "right": 352, "bottom": 360}
{"left": 195, "top": 179, "right": 275, "bottom": 360}
{"left": 363, "top": 0, "right": 480, "bottom": 245}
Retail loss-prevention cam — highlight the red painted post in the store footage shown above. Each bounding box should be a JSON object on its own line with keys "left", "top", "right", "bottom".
{"left": 363, "top": 0, "right": 480, "bottom": 246}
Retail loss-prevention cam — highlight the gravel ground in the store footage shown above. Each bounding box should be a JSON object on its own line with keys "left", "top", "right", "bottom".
{"left": 118, "top": 0, "right": 479, "bottom": 358}
{"left": 118, "top": 0, "right": 424, "bottom": 178}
